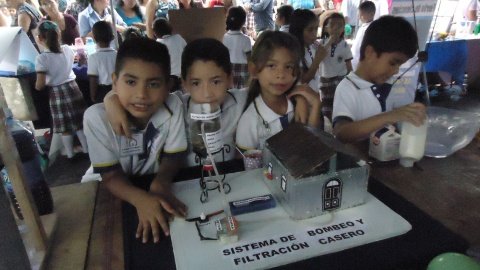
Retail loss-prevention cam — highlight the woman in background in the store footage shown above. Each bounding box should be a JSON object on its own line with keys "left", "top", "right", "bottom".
{"left": 116, "top": 0, "right": 145, "bottom": 30}
{"left": 41, "top": 0, "right": 79, "bottom": 44}
{"left": 6, "top": 0, "right": 42, "bottom": 50}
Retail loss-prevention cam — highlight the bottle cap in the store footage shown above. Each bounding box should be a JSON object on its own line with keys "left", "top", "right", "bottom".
{"left": 399, "top": 158, "right": 415, "bottom": 167}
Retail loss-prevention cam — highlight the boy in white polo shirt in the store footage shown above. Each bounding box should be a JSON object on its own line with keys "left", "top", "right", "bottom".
{"left": 87, "top": 21, "right": 117, "bottom": 103}
{"left": 332, "top": 16, "right": 426, "bottom": 143}
{"left": 83, "top": 38, "right": 188, "bottom": 243}
{"left": 153, "top": 17, "right": 187, "bottom": 92}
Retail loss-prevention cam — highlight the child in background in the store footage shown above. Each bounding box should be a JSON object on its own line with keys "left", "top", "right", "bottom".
{"left": 35, "top": 21, "right": 89, "bottom": 159}
{"left": 318, "top": 12, "right": 353, "bottom": 128}
{"left": 289, "top": 9, "right": 323, "bottom": 94}
{"left": 351, "top": 1, "right": 375, "bottom": 70}
{"left": 236, "top": 31, "right": 321, "bottom": 151}
{"left": 104, "top": 38, "right": 249, "bottom": 168}
{"left": 332, "top": 16, "right": 425, "bottom": 143}
{"left": 275, "top": 4, "right": 293, "bottom": 32}
{"left": 153, "top": 17, "right": 187, "bottom": 92}
{"left": 87, "top": 21, "right": 117, "bottom": 103}
{"left": 83, "top": 38, "right": 188, "bottom": 242}
{"left": 223, "top": 6, "right": 252, "bottom": 89}
{"left": 122, "top": 26, "right": 144, "bottom": 40}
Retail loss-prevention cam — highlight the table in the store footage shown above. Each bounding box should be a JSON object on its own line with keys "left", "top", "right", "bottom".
{"left": 425, "top": 38, "right": 480, "bottom": 86}
{"left": 81, "top": 135, "right": 480, "bottom": 270}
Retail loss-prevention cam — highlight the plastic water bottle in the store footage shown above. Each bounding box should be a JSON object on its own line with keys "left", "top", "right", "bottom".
{"left": 189, "top": 103, "right": 222, "bottom": 158}
{"left": 85, "top": 37, "right": 96, "bottom": 56}
{"left": 399, "top": 121, "right": 428, "bottom": 167}
{"left": 1, "top": 108, "right": 53, "bottom": 219}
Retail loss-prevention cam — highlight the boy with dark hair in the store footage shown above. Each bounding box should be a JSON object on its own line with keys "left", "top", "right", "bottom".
{"left": 153, "top": 17, "right": 186, "bottom": 92}
{"left": 88, "top": 20, "right": 116, "bottom": 103}
{"left": 276, "top": 4, "right": 294, "bottom": 32}
{"left": 83, "top": 37, "right": 188, "bottom": 243}
{"left": 332, "top": 15, "right": 426, "bottom": 143}
{"left": 351, "top": 0, "right": 375, "bottom": 69}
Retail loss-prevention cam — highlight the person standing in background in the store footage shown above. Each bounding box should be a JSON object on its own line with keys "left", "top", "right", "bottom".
{"left": 340, "top": 0, "right": 360, "bottom": 37}
{"left": 287, "top": 0, "right": 324, "bottom": 16}
{"left": 243, "top": 0, "right": 274, "bottom": 37}
{"left": 78, "top": 0, "right": 127, "bottom": 42}
{"left": 40, "top": 0, "right": 79, "bottom": 45}
{"left": 6, "top": 0, "right": 42, "bottom": 51}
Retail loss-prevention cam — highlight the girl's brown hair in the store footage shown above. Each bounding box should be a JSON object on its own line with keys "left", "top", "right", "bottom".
{"left": 244, "top": 31, "right": 302, "bottom": 111}
{"left": 37, "top": 20, "right": 61, "bottom": 53}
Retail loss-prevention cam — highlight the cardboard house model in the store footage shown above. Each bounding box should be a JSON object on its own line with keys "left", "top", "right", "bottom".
{"left": 262, "top": 123, "right": 370, "bottom": 220}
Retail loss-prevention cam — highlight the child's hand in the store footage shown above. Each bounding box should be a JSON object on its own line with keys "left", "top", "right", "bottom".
{"left": 288, "top": 84, "right": 321, "bottom": 108}
{"left": 293, "top": 95, "right": 308, "bottom": 124}
{"left": 134, "top": 190, "right": 186, "bottom": 243}
{"left": 288, "top": 85, "right": 322, "bottom": 128}
{"left": 387, "top": 102, "right": 427, "bottom": 126}
{"left": 104, "top": 91, "right": 132, "bottom": 138}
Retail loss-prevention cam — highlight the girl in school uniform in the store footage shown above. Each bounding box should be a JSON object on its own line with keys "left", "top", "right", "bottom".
{"left": 35, "top": 20, "right": 89, "bottom": 159}
{"left": 222, "top": 6, "right": 252, "bottom": 89}
{"left": 318, "top": 12, "right": 353, "bottom": 127}
{"left": 236, "top": 31, "right": 321, "bottom": 151}
{"left": 289, "top": 9, "right": 323, "bottom": 94}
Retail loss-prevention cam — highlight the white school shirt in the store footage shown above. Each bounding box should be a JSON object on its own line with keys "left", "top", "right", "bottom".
{"left": 236, "top": 95, "right": 294, "bottom": 151}
{"left": 341, "top": 0, "right": 361, "bottom": 27}
{"left": 351, "top": 22, "right": 371, "bottom": 70}
{"left": 332, "top": 72, "right": 410, "bottom": 125}
{"left": 87, "top": 47, "right": 117, "bottom": 85}
{"left": 35, "top": 45, "right": 76, "bottom": 86}
{"left": 223, "top": 30, "right": 252, "bottom": 64}
{"left": 83, "top": 93, "right": 187, "bottom": 176}
{"left": 372, "top": 0, "right": 389, "bottom": 20}
{"left": 157, "top": 34, "right": 187, "bottom": 77}
{"left": 175, "top": 88, "right": 248, "bottom": 167}
{"left": 319, "top": 38, "right": 353, "bottom": 78}
{"left": 302, "top": 43, "right": 321, "bottom": 92}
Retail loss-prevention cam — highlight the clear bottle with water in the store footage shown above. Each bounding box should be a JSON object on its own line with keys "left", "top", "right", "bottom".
{"left": 189, "top": 102, "right": 222, "bottom": 158}
{"left": 1, "top": 108, "right": 53, "bottom": 219}
{"left": 85, "top": 37, "right": 96, "bottom": 56}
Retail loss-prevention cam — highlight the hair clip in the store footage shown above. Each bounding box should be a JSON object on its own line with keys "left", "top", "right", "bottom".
{"left": 41, "top": 21, "right": 58, "bottom": 30}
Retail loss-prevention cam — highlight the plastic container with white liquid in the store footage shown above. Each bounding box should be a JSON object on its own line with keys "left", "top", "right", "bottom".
{"left": 399, "top": 121, "right": 428, "bottom": 167}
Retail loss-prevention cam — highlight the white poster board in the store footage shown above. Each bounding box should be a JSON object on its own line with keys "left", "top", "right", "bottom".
{"left": 0, "top": 27, "right": 38, "bottom": 76}
{"left": 170, "top": 169, "right": 411, "bottom": 270}
{"left": 389, "top": 0, "right": 438, "bottom": 105}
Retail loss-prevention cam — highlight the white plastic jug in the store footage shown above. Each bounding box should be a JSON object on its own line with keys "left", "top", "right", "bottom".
{"left": 399, "top": 121, "right": 427, "bottom": 167}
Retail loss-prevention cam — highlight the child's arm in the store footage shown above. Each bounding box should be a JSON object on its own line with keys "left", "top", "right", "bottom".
{"left": 104, "top": 91, "right": 132, "bottom": 137}
{"left": 35, "top": 72, "right": 47, "bottom": 91}
{"left": 300, "top": 46, "right": 325, "bottom": 84}
{"left": 88, "top": 75, "right": 99, "bottom": 103}
{"left": 145, "top": 157, "right": 186, "bottom": 241}
{"left": 288, "top": 85, "right": 322, "bottom": 128}
{"left": 333, "top": 103, "right": 427, "bottom": 143}
{"left": 101, "top": 166, "right": 184, "bottom": 243}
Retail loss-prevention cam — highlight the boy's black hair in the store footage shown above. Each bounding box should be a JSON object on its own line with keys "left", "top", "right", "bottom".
{"left": 122, "top": 26, "right": 144, "bottom": 41}
{"left": 226, "top": 6, "right": 246, "bottom": 31}
{"left": 152, "top": 17, "right": 172, "bottom": 38}
{"left": 181, "top": 38, "right": 231, "bottom": 80}
{"left": 277, "top": 5, "right": 294, "bottom": 24}
{"left": 359, "top": 1, "right": 376, "bottom": 14}
{"left": 92, "top": 20, "right": 114, "bottom": 44}
{"left": 360, "top": 15, "right": 418, "bottom": 60}
{"left": 115, "top": 37, "right": 170, "bottom": 78}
